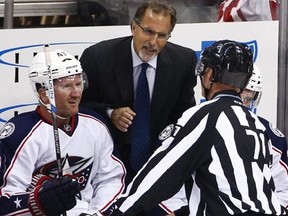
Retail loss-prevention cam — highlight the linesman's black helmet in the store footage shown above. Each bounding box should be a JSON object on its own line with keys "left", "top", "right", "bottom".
{"left": 195, "top": 40, "right": 253, "bottom": 91}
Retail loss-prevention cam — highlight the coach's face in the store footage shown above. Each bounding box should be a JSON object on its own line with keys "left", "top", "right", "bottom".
{"left": 131, "top": 9, "right": 172, "bottom": 62}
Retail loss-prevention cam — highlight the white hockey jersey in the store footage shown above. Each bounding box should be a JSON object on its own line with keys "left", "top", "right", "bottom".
{"left": 0, "top": 106, "right": 126, "bottom": 215}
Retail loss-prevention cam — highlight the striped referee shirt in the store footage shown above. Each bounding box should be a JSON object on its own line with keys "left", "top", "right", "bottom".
{"left": 112, "top": 90, "right": 287, "bottom": 216}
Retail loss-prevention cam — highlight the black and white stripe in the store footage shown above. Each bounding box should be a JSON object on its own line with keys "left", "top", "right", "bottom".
{"left": 115, "top": 91, "right": 286, "bottom": 216}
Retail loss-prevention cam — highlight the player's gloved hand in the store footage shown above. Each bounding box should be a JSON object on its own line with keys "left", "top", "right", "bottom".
{"left": 28, "top": 175, "right": 80, "bottom": 216}
{"left": 27, "top": 174, "right": 51, "bottom": 192}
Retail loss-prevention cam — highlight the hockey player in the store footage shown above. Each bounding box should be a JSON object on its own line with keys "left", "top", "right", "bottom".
{"left": 241, "top": 64, "right": 288, "bottom": 209}
{"left": 108, "top": 40, "right": 288, "bottom": 215}
{"left": 0, "top": 49, "right": 126, "bottom": 215}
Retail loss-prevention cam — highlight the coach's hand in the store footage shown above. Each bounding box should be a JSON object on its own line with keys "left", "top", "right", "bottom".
{"left": 111, "top": 107, "right": 136, "bottom": 132}
{"left": 28, "top": 175, "right": 80, "bottom": 216}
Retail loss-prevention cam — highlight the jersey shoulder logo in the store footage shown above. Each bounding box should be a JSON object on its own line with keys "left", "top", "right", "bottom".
{"left": 269, "top": 122, "right": 284, "bottom": 137}
{"left": 159, "top": 124, "right": 175, "bottom": 140}
{"left": 0, "top": 122, "right": 15, "bottom": 139}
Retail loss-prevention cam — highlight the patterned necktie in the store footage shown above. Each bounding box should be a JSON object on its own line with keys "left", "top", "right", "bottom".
{"left": 130, "top": 63, "right": 151, "bottom": 172}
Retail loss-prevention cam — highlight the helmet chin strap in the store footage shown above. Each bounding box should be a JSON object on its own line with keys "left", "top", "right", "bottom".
{"left": 39, "top": 98, "right": 71, "bottom": 120}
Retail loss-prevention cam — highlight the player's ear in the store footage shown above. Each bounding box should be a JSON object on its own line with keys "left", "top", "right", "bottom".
{"left": 39, "top": 88, "right": 49, "bottom": 104}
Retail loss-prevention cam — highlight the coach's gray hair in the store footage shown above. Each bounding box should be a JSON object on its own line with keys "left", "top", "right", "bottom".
{"left": 133, "top": 0, "right": 177, "bottom": 32}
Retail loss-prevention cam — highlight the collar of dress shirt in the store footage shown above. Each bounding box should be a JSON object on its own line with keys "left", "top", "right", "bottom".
{"left": 131, "top": 39, "right": 157, "bottom": 69}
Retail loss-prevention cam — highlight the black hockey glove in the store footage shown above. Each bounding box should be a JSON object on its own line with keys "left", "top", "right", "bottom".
{"left": 28, "top": 175, "right": 80, "bottom": 216}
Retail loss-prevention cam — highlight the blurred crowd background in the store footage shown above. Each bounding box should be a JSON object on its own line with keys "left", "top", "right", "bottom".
{"left": 0, "top": 0, "right": 234, "bottom": 28}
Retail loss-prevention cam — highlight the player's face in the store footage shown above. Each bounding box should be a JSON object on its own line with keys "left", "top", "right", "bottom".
{"left": 54, "top": 74, "right": 83, "bottom": 118}
{"left": 131, "top": 9, "right": 171, "bottom": 62}
{"left": 241, "top": 89, "right": 255, "bottom": 108}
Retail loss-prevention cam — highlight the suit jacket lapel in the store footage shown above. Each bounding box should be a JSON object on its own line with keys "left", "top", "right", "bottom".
{"left": 114, "top": 37, "right": 134, "bottom": 106}
{"left": 151, "top": 47, "right": 173, "bottom": 123}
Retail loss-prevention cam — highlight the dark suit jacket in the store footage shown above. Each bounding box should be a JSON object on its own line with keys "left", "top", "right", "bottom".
{"left": 80, "top": 36, "right": 197, "bottom": 177}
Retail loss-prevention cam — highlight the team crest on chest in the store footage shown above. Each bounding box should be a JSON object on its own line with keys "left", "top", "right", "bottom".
{"left": 0, "top": 122, "right": 15, "bottom": 139}
{"left": 159, "top": 124, "right": 175, "bottom": 140}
